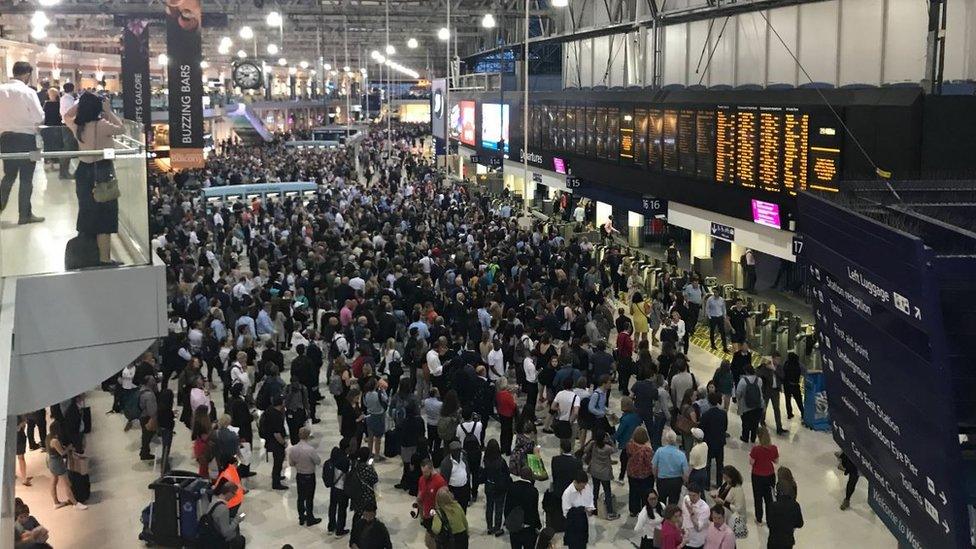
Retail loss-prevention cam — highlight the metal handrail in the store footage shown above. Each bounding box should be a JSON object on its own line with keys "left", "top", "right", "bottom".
{"left": 0, "top": 147, "right": 144, "bottom": 161}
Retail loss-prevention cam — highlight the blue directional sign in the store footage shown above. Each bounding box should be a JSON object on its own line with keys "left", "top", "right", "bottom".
{"left": 798, "top": 193, "right": 969, "bottom": 549}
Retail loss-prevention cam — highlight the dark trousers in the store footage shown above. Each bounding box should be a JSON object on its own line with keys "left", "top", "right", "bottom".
{"left": 591, "top": 477, "right": 614, "bottom": 514}
{"left": 784, "top": 384, "right": 803, "bottom": 418}
{"left": 844, "top": 469, "right": 860, "bottom": 501}
{"left": 328, "top": 487, "right": 348, "bottom": 532}
{"left": 706, "top": 445, "right": 725, "bottom": 489}
{"left": 764, "top": 389, "right": 783, "bottom": 431}
{"left": 427, "top": 423, "right": 441, "bottom": 455}
{"left": 286, "top": 410, "right": 307, "bottom": 445}
{"left": 708, "top": 316, "right": 728, "bottom": 349}
{"left": 485, "top": 491, "right": 505, "bottom": 531}
{"left": 628, "top": 476, "right": 653, "bottom": 515}
{"left": 159, "top": 428, "right": 174, "bottom": 473}
{"left": 269, "top": 442, "right": 285, "bottom": 486}
{"left": 499, "top": 415, "right": 513, "bottom": 454}
{"left": 26, "top": 409, "right": 47, "bottom": 449}
{"left": 752, "top": 473, "right": 775, "bottom": 522}
{"left": 618, "top": 447, "right": 629, "bottom": 480}
{"left": 296, "top": 473, "right": 316, "bottom": 520}
{"left": 741, "top": 408, "right": 762, "bottom": 443}
{"left": 524, "top": 383, "right": 539, "bottom": 420}
{"left": 649, "top": 412, "right": 666, "bottom": 449}
{"left": 656, "top": 476, "right": 683, "bottom": 506}
{"left": 0, "top": 132, "right": 37, "bottom": 220}
{"left": 509, "top": 528, "right": 538, "bottom": 549}
{"left": 449, "top": 483, "right": 471, "bottom": 510}
{"left": 745, "top": 265, "right": 757, "bottom": 292}
{"left": 617, "top": 362, "right": 633, "bottom": 396}
{"left": 139, "top": 418, "right": 153, "bottom": 458}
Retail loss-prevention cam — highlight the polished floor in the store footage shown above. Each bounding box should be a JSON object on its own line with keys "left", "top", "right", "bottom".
{"left": 14, "top": 331, "right": 898, "bottom": 549}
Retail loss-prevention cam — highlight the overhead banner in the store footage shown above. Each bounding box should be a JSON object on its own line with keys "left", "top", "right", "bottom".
{"left": 166, "top": 0, "right": 205, "bottom": 169}
{"left": 431, "top": 78, "right": 446, "bottom": 139}
{"left": 121, "top": 20, "right": 151, "bottom": 138}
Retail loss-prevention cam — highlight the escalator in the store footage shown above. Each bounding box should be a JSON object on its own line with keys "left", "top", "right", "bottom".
{"left": 231, "top": 115, "right": 266, "bottom": 146}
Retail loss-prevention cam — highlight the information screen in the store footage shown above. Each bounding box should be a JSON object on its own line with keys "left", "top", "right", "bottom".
{"left": 607, "top": 107, "right": 620, "bottom": 160}
{"left": 695, "top": 111, "right": 716, "bottom": 180}
{"left": 809, "top": 113, "right": 842, "bottom": 193}
{"left": 586, "top": 108, "right": 597, "bottom": 157}
{"left": 783, "top": 108, "right": 808, "bottom": 194}
{"left": 575, "top": 106, "right": 586, "bottom": 155}
{"left": 558, "top": 106, "right": 568, "bottom": 151}
{"left": 758, "top": 107, "right": 783, "bottom": 193}
{"left": 620, "top": 111, "right": 634, "bottom": 161}
{"left": 648, "top": 109, "right": 663, "bottom": 171}
{"left": 596, "top": 107, "right": 608, "bottom": 159}
{"left": 566, "top": 108, "right": 576, "bottom": 152}
{"left": 459, "top": 100, "right": 476, "bottom": 145}
{"left": 735, "top": 107, "right": 758, "bottom": 188}
{"left": 540, "top": 104, "right": 551, "bottom": 151}
{"left": 634, "top": 108, "right": 648, "bottom": 165}
{"left": 715, "top": 107, "right": 736, "bottom": 184}
{"left": 677, "top": 110, "right": 696, "bottom": 177}
{"left": 662, "top": 110, "right": 678, "bottom": 172}
{"left": 481, "top": 103, "right": 509, "bottom": 152}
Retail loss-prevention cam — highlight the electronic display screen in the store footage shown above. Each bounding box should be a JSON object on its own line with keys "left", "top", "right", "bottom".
{"left": 809, "top": 113, "right": 841, "bottom": 193}
{"left": 556, "top": 106, "right": 566, "bottom": 151}
{"left": 751, "top": 199, "right": 781, "bottom": 228}
{"left": 648, "top": 109, "right": 663, "bottom": 170}
{"left": 783, "top": 108, "right": 808, "bottom": 195}
{"left": 607, "top": 107, "right": 620, "bottom": 160}
{"left": 619, "top": 110, "right": 634, "bottom": 161}
{"left": 459, "top": 100, "right": 476, "bottom": 145}
{"left": 759, "top": 107, "right": 783, "bottom": 192}
{"left": 575, "top": 106, "right": 586, "bottom": 155}
{"left": 543, "top": 105, "right": 554, "bottom": 151}
{"left": 449, "top": 102, "right": 460, "bottom": 140}
{"left": 481, "top": 103, "right": 509, "bottom": 152}
{"left": 735, "top": 107, "right": 758, "bottom": 188}
{"left": 695, "top": 111, "right": 716, "bottom": 180}
{"left": 586, "top": 108, "right": 598, "bottom": 157}
{"left": 530, "top": 105, "right": 541, "bottom": 149}
{"left": 595, "top": 107, "right": 608, "bottom": 159}
{"left": 634, "top": 108, "right": 648, "bottom": 165}
{"left": 566, "top": 108, "right": 576, "bottom": 152}
{"left": 677, "top": 110, "right": 696, "bottom": 177}
{"left": 715, "top": 107, "right": 736, "bottom": 184}
{"left": 553, "top": 157, "right": 566, "bottom": 174}
{"left": 662, "top": 110, "right": 678, "bottom": 172}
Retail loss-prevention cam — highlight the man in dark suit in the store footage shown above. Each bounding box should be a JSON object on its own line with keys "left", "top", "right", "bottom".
{"left": 548, "top": 438, "right": 582, "bottom": 532}
{"left": 698, "top": 392, "right": 729, "bottom": 489}
{"left": 505, "top": 467, "right": 541, "bottom": 549}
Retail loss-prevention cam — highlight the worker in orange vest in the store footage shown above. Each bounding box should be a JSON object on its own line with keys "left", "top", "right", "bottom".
{"left": 214, "top": 456, "right": 245, "bottom": 515}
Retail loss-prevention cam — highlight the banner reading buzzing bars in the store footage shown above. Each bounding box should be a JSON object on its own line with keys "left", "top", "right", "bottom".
{"left": 165, "top": 0, "right": 205, "bottom": 169}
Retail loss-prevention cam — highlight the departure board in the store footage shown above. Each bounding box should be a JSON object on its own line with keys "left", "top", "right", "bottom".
{"left": 715, "top": 107, "right": 736, "bottom": 184}
{"left": 586, "top": 108, "right": 597, "bottom": 157}
{"left": 540, "top": 105, "right": 551, "bottom": 151}
{"left": 547, "top": 106, "right": 558, "bottom": 152}
{"left": 607, "top": 107, "right": 620, "bottom": 160}
{"left": 809, "top": 114, "right": 842, "bottom": 192}
{"left": 662, "top": 110, "right": 678, "bottom": 172}
{"left": 566, "top": 108, "right": 576, "bottom": 152}
{"left": 695, "top": 111, "right": 715, "bottom": 180}
{"left": 596, "top": 107, "right": 608, "bottom": 159}
{"left": 575, "top": 107, "right": 586, "bottom": 155}
{"left": 555, "top": 106, "right": 566, "bottom": 151}
{"left": 736, "top": 107, "right": 758, "bottom": 188}
{"left": 783, "top": 108, "right": 808, "bottom": 194}
{"left": 678, "top": 110, "right": 696, "bottom": 177}
{"left": 759, "top": 107, "right": 783, "bottom": 193}
{"left": 620, "top": 111, "right": 635, "bottom": 160}
{"left": 634, "top": 108, "right": 648, "bottom": 164}
{"left": 648, "top": 109, "right": 663, "bottom": 170}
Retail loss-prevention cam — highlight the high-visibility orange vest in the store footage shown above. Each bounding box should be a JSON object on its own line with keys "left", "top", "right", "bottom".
{"left": 215, "top": 464, "right": 244, "bottom": 509}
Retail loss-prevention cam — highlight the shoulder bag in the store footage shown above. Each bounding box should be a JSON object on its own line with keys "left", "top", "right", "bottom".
{"left": 92, "top": 123, "right": 121, "bottom": 203}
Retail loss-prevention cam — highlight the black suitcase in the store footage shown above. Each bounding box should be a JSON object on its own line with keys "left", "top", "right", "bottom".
{"left": 65, "top": 234, "right": 99, "bottom": 270}
{"left": 68, "top": 470, "right": 91, "bottom": 503}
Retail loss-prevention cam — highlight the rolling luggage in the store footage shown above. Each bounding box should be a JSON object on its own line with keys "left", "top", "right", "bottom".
{"left": 68, "top": 470, "right": 91, "bottom": 503}
{"left": 65, "top": 233, "right": 99, "bottom": 270}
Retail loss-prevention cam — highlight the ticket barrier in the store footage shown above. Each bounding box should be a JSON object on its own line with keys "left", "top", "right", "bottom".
{"left": 759, "top": 318, "right": 778, "bottom": 355}
{"left": 775, "top": 324, "right": 791, "bottom": 355}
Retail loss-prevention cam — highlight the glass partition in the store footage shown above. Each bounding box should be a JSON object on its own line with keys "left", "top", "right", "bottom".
{"left": 0, "top": 120, "right": 149, "bottom": 278}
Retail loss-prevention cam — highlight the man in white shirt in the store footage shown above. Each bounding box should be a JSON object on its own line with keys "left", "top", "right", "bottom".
{"left": 551, "top": 381, "right": 580, "bottom": 423}
{"left": 486, "top": 340, "right": 505, "bottom": 382}
{"left": 561, "top": 470, "right": 596, "bottom": 517}
{"left": 681, "top": 484, "right": 711, "bottom": 548}
{"left": 0, "top": 61, "right": 44, "bottom": 224}
{"left": 57, "top": 82, "right": 78, "bottom": 179}
{"left": 426, "top": 341, "right": 445, "bottom": 394}
{"left": 229, "top": 352, "right": 251, "bottom": 394}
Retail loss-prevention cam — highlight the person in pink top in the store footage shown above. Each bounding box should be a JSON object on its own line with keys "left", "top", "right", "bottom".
{"left": 704, "top": 505, "right": 736, "bottom": 549}
{"left": 660, "top": 504, "right": 687, "bottom": 549}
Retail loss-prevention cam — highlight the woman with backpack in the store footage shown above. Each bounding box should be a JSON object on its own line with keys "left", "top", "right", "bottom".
{"left": 431, "top": 487, "right": 469, "bottom": 549}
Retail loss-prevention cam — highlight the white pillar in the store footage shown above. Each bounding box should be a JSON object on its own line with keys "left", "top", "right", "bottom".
{"left": 596, "top": 201, "right": 612, "bottom": 227}
{"left": 691, "top": 230, "right": 712, "bottom": 259}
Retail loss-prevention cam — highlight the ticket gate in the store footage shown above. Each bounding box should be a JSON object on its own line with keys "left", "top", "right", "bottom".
{"left": 775, "top": 324, "right": 791, "bottom": 354}
{"left": 759, "top": 318, "right": 778, "bottom": 355}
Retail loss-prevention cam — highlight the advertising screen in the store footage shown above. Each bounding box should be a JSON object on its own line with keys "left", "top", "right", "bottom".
{"left": 449, "top": 102, "right": 460, "bottom": 140}
{"left": 750, "top": 199, "right": 781, "bottom": 228}
{"left": 481, "top": 103, "right": 509, "bottom": 152}
{"left": 553, "top": 157, "right": 566, "bottom": 174}
{"left": 459, "top": 100, "right": 476, "bottom": 145}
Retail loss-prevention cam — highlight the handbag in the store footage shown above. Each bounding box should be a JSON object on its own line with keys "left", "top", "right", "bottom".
{"left": 730, "top": 512, "right": 749, "bottom": 538}
{"left": 91, "top": 125, "right": 120, "bottom": 203}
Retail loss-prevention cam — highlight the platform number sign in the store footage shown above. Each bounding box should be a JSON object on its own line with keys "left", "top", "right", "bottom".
{"left": 792, "top": 234, "right": 804, "bottom": 257}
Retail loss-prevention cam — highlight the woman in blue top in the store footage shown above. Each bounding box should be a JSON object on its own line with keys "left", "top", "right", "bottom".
{"left": 615, "top": 396, "right": 642, "bottom": 483}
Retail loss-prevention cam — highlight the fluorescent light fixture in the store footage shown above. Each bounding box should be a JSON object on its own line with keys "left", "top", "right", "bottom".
{"left": 239, "top": 26, "right": 254, "bottom": 40}
{"left": 370, "top": 50, "right": 380, "bottom": 60}
{"left": 38, "top": 0, "right": 59, "bottom": 6}
{"left": 289, "top": 67, "right": 297, "bottom": 75}
{"left": 94, "top": 70, "right": 104, "bottom": 81}
{"left": 552, "top": 0, "right": 568, "bottom": 6}
{"left": 407, "top": 38, "right": 418, "bottom": 49}
{"left": 220, "top": 36, "right": 233, "bottom": 47}
{"left": 266, "top": 11, "right": 282, "bottom": 27}
{"left": 31, "top": 27, "right": 47, "bottom": 39}
{"left": 343, "top": 65, "right": 350, "bottom": 72}
{"left": 200, "top": 60, "right": 209, "bottom": 69}
{"left": 482, "top": 13, "right": 496, "bottom": 28}
{"left": 323, "top": 63, "right": 332, "bottom": 70}
{"left": 237, "top": 49, "right": 247, "bottom": 59}
{"left": 218, "top": 44, "right": 231, "bottom": 55}
{"left": 267, "top": 43, "right": 279, "bottom": 55}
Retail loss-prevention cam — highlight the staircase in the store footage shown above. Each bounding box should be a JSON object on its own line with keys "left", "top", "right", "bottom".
{"left": 227, "top": 103, "right": 272, "bottom": 145}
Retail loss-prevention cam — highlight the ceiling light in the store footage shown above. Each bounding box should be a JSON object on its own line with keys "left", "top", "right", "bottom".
{"left": 30, "top": 27, "right": 47, "bottom": 40}
{"left": 218, "top": 44, "right": 230, "bottom": 55}
{"left": 94, "top": 70, "right": 104, "bottom": 81}
{"left": 407, "top": 38, "right": 418, "bottom": 49}
{"left": 31, "top": 11, "right": 49, "bottom": 28}
{"left": 437, "top": 27, "right": 450, "bottom": 41}
{"left": 300, "top": 60, "right": 309, "bottom": 69}
{"left": 323, "top": 63, "right": 332, "bottom": 70}
{"left": 267, "top": 43, "right": 279, "bottom": 55}
{"left": 330, "top": 70, "right": 337, "bottom": 76}
{"left": 38, "top": 0, "right": 59, "bottom": 6}
{"left": 385, "top": 44, "right": 395, "bottom": 55}
{"left": 342, "top": 65, "right": 350, "bottom": 72}
{"left": 237, "top": 50, "right": 247, "bottom": 59}
{"left": 370, "top": 50, "right": 380, "bottom": 60}
{"left": 375, "top": 55, "right": 385, "bottom": 63}
{"left": 158, "top": 53, "right": 169, "bottom": 66}
{"left": 288, "top": 67, "right": 297, "bottom": 75}
{"left": 200, "top": 60, "right": 209, "bottom": 69}
{"left": 384, "top": 59, "right": 392, "bottom": 66}
{"left": 278, "top": 57, "right": 287, "bottom": 66}
{"left": 360, "top": 67, "right": 368, "bottom": 74}
{"left": 239, "top": 26, "right": 254, "bottom": 40}
{"left": 220, "top": 36, "right": 233, "bottom": 47}
{"left": 266, "top": 11, "right": 282, "bottom": 27}
{"left": 45, "top": 43, "right": 58, "bottom": 55}
{"left": 552, "top": 0, "right": 568, "bottom": 6}
{"left": 310, "top": 69, "right": 316, "bottom": 75}
{"left": 482, "top": 13, "right": 496, "bottom": 28}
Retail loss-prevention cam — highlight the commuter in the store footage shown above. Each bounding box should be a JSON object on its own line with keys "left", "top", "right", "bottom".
{"left": 633, "top": 489, "right": 665, "bottom": 548}
{"left": 758, "top": 353, "right": 787, "bottom": 435}
{"left": 64, "top": 92, "right": 124, "bottom": 265}
{"left": 730, "top": 342, "right": 752, "bottom": 393}
{"left": 0, "top": 61, "right": 44, "bottom": 224}
{"left": 614, "top": 396, "right": 642, "bottom": 483}
{"left": 495, "top": 379, "right": 517, "bottom": 455}
{"left": 261, "top": 396, "right": 289, "bottom": 490}
{"left": 57, "top": 82, "right": 78, "bottom": 179}
{"left": 14, "top": 498, "right": 49, "bottom": 546}
{"left": 137, "top": 376, "right": 157, "bottom": 461}
{"left": 584, "top": 429, "right": 619, "bottom": 520}
{"left": 288, "top": 427, "right": 322, "bottom": 526}
{"left": 45, "top": 421, "right": 86, "bottom": 509}
{"left": 562, "top": 470, "right": 595, "bottom": 549}
{"left": 711, "top": 360, "right": 733, "bottom": 411}
{"left": 348, "top": 447, "right": 379, "bottom": 524}
{"left": 349, "top": 503, "right": 392, "bottom": 549}
{"left": 214, "top": 457, "right": 245, "bottom": 516}
{"left": 202, "top": 481, "right": 246, "bottom": 548}
{"left": 710, "top": 465, "right": 747, "bottom": 539}
{"left": 481, "top": 439, "right": 510, "bottom": 536}
{"left": 750, "top": 427, "right": 779, "bottom": 525}
{"left": 704, "top": 286, "right": 728, "bottom": 353}
{"left": 15, "top": 415, "right": 31, "bottom": 487}
{"left": 687, "top": 428, "right": 709, "bottom": 492}
{"left": 782, "top": 351, "right": 804, "bottom": 420}
{"left": 627, "top": 426, "right": 656, "bottom": 515}
{"left": 659, "top": 504, "right": 685, "bottom": 549}
{"left": 505, "top": 467, "right": 542, "bottom": 549}
{"left": 742, "top": 249, "right": 757, "bottom": 293}
{"left": 839, "top": 452, "right": 860, "bottom": 511}
{"left": 727, "top": 299, "right": 751, "bottom": 352}
{"left": 703, "top": 504, "right": 735, "bottom": 549}
{"left": 736, "top": 365, "right": 764, "bottom": 443}
{"left": 439, "top": 440, "right": 472, "bottom": 511}
{"left": 326, "top": 441, "right": 352, "bottom": 536}
{"left": 431, "top": 487, "right": 469, "bottom": 549}
{"left": 766, "top": 484, "right": 804, "bottom": 549}
{"left": 698, "top": 392, "right": 728, "bottom": 489}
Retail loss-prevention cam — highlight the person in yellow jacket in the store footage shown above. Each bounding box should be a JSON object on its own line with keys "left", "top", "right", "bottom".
{"left": 431, "top": 487, "right": 468, "bottom": 549}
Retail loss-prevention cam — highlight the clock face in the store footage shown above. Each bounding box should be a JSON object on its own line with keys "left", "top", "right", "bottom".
{"left": 233, "top": 62, "right": 262, "bottom": 89}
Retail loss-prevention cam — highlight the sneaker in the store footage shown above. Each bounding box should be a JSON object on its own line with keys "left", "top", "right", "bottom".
{"left": 272, "top": 484, "right": 289, "bottom": 491}
{"left": 140, "top": 454, "right": 155, "bottom": 461}
{"left": 18, "top": 215, "right": 44, "bottom": 225}
{"left": 74, "top": 503, "right": 88, "bottom": 510}
{"left": 335, "top": 529, "right": 350, "bottom": 537}
{"left": 494, "top": 529, "right": 505, "bottom": 537}
{"left": 299, "top": 518, "right": 306, "bottom": 526}
{"left": 307, "top": 517, "right": 322, "bottom": 526}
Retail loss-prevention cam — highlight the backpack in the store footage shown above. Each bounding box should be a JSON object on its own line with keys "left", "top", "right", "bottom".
{"left": 123, "top": 391, "right": 142, "bottom": 421}
{"left": 329, "top": 333, "right": 353, "bottom": 360}
{"left": 343, "top": 466, "right": 364, "bottom": 504}
{"left": 460, "top": 423, "right": 482, "bottom": 462}
{"left": 577, "top": 396, "right": 595, "bottom": 429}
{"left": 743, "top": 377, "right": 762, "bottom": 409}
{"left": 434, "top": 509, "right": 456, "bottom": 549}
{"left": 256, "top": 378, "right": 283, "bottom": 411}
{"left": 195, "top": 503, "right": 229, "bottom": 549}
{"left": 284, "top": 384, "right": 305, "bottom": 413}
{"left": 322, "top": 458, "right": 339, "bottom": 488}
{"left": 328, "top": 373, "right": 345, "bottom": 397}
{"left": 438, "top": 414, "right": 459, "bottom": 444}
{"left": 258, "top": 411, "right": 273, "bottom": 441}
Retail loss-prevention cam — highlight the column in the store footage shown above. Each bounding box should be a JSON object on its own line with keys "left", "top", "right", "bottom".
{"left": 628, "top": 211, "right": 645, "bottom": 248}
{"left": 690, "top": 230, "right": 713, "bottom": 276}
{"left": 730, "top": 242, "right": 747, "bottom": 288}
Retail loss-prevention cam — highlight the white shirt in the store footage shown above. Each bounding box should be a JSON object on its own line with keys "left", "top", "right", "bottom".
{"left": 523, "top": 357, "right": 537, "bottom": 383}
{"left": 456, "top": 420, "right": 485, "bottom": 445}
{"left": 552, "top": 389, "right": 580, "bottom": 421}
{"left": 0, "top": 79, "right": 43, "bottom": 134}
{"left": 681, "top": 495, "right": 711, "bottom": 547}
{"left": 634, "top": 506, "right": 664, "bottom": 540}
{"left": 487, "top": 349, "right": 505, "bottom": 381}
{"left": 120, "top": 364, "right": 137, "bottom": 390}
{"left": 59, "top": 92, "right": 77, "bottom": 118}
{"left": 426, "top": 349, "right": 443, "bottom": 377}
{"left": 230, "top": 362, "right": 250, "bottom": 392}
{"left": 448, "top": 457, "right": 468, "bottom": 487}
{"left": 561, "top": 483, "right": 595, "bottom": 516}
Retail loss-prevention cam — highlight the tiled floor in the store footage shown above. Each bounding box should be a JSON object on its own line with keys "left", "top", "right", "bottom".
{"left": 14, "top": 334, "right": 898, "bottom": 548}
